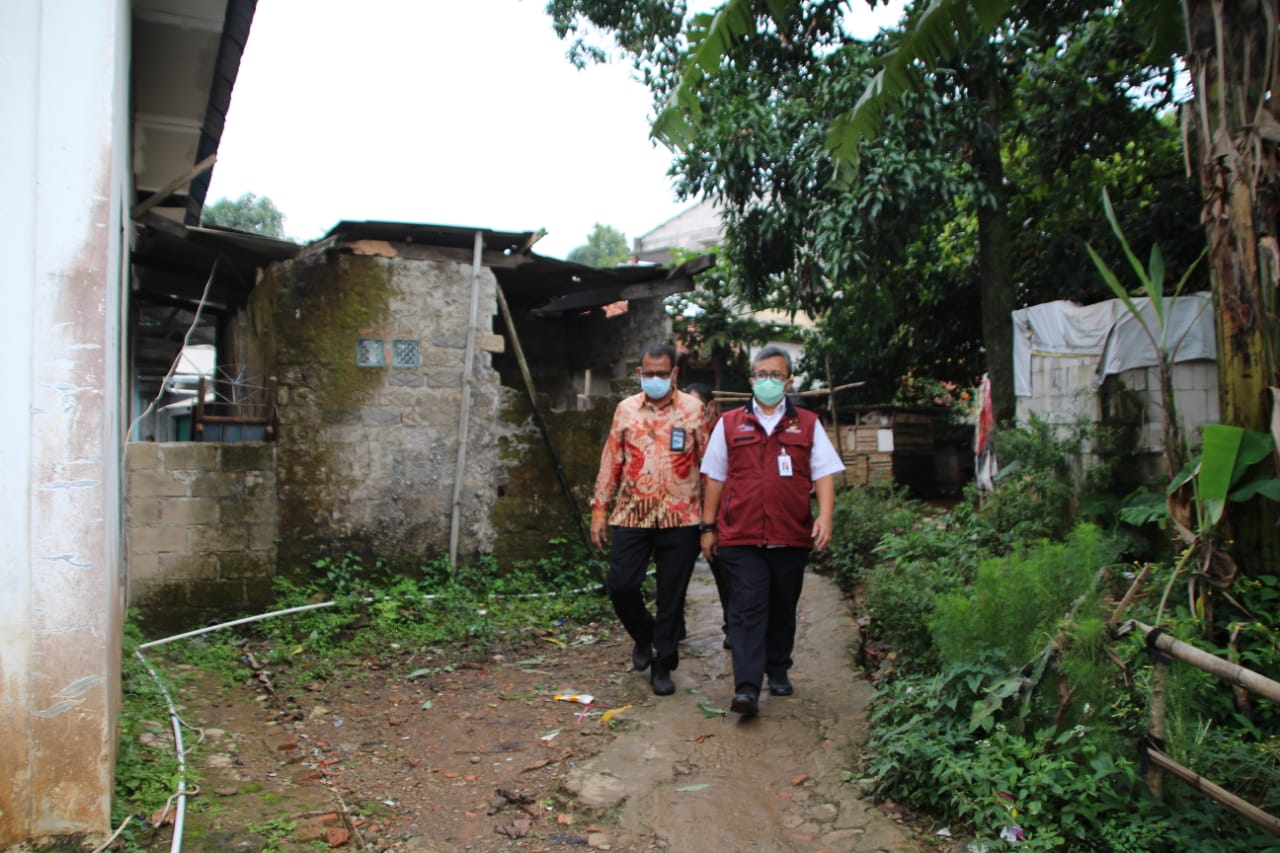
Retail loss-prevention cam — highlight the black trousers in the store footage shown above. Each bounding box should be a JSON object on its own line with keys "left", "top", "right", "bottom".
{"left": 708, "top": 556, "right": 731, "bottom": 633}
{"left": 607, "top": 525, "right": 700, "bottom": 670}
{"left": 717, "top": 545, "right": 810, "bottom": 691}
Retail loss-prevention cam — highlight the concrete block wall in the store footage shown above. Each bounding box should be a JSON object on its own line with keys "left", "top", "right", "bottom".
{"left": 253, "top": 252, "right": 511, "bottom": 577}
{"left": 1015, "top": 353, "right": 1101, "bottom": 428}
{"left": 125, "top": 441, "right": 277, "bottom": 635}
{"left": 1112, "top": 360, "right": 1219, "bottom": 451}
{"left": 1018, "top": 354, "right": 1220, "bottom": 487}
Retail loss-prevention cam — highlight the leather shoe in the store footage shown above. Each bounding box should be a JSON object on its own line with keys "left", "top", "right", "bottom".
{"left": 631, "top": 642, "right": 652, "bottom": 672}
{"left": 768, "top": 675, "right": 794, "bottom": 697}
{"left": 650, "top": 664, "right": 675, "bottom": 695}
{"left": 730, "top": 685, "right": 759, "bottom": 718}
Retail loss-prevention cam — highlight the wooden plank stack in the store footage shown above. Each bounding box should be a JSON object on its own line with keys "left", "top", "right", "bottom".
{"left": 826, "top": 407, "right": 937, "bottom": 489}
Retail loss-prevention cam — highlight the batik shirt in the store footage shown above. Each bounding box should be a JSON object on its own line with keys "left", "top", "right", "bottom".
{"left": 591, "top": 390, "right": 708, "bottom": 529}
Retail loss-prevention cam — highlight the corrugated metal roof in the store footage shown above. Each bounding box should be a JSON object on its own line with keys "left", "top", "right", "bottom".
{"left": 322, "top": 220, "right": 714, "bottom": 316}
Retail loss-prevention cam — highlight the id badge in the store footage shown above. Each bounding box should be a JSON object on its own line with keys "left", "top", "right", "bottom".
{"left": 777, "top": 451, "right": 793, "bottom": 477}
{"left": 670, "top": 427, "right": 687, "bottom": 452}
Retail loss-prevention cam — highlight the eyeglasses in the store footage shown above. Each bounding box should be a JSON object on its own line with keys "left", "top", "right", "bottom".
{"left": 752, "top": 371, "right": 789, "bottom": 381}
{"left": 640, "top": 370, "right": 673, "bottom": 379}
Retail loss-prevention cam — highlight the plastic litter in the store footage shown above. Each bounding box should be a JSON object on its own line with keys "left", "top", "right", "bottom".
{"left": 598, "top": 705, "right": 632, "bottom": 725}
{"left": 995, "top": 791, "right": 1025, "bottom": 843}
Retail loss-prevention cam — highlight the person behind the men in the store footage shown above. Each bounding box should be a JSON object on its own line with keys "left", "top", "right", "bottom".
{"left": 698, "top": 346, "right": 845, "bottom": 718}
{"left": 591, "top": 343, "right": 708, "bottom": 696}
{"left": 684, "top": 382, "right": 732, "bottom": 649}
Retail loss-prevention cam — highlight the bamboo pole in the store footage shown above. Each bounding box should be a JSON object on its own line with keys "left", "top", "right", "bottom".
{"left": 713, "top": 381, "right": 865, "bottom": 400}
{"left": 1146, "top": 661, "right": 1168, "bottom": 798}
{"left": 132, "top": 153, "right": 216, "bottom": 219}
{"left": 1146, "top": 747, "right": 1280, "bottom": 836}
{"left": 1109, "top": 563, "right": 1153, "bottom": 627}
{"left": 492, "top": 281, "right": 594, "bottom": 563}
{"left": 1134, "top": 621, "right": 1280, "bottom": 704}
{"left": 448, "top": 232, "right": 484, "bottom": 571}
{"left": 826, "top": 354, "right": 843, "bottom": 457}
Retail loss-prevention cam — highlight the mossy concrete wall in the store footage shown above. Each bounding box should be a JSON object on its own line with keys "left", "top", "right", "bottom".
{"left": 123, "top": 249, "right": 678, "bottom": 617}
{"left": 250, "top": 251, "right": 512, "bottom": 576}
{"left": 490, "top": 296, "right": 672, "bottom": 564}
{"left": 492, "top": 396, "right": 616, "bottom": 565}
{"left": 493, "top": 298, "right": 672, "bottom": 408}
{"left": 125, "top": 441, "right": 277, "bottom": 635}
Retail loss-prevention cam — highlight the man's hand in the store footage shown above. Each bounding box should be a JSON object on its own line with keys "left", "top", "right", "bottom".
{"left": 590, "top": 508, "right": 609, "bottom": 550}
{"left": 811, "top": 475, "right": 836, "bottom": 551}
{"left": 700, "top": 530, "right": 717, "bottom": 562}
{"left": 811, "top": 516, "right": 833, "bottom": 551}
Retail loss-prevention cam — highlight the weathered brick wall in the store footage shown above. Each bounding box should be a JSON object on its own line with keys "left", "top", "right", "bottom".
{"left": 1017, "top": 354, "right": 1220, "bottom": 486}
{"left": 125, "top": 441, "right": 277, "bottom": 635}
{"left": 250, "top": 251, "right": 512, "bottom": 577}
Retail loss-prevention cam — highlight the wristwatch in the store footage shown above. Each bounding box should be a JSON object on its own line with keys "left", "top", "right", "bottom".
{"left": 698, "top": 521, "right": 717, "bottom": 534}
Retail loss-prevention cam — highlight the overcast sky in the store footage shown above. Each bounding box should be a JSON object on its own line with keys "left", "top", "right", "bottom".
{"left": 206, "top": 1, "right": 905, "bottom": 259}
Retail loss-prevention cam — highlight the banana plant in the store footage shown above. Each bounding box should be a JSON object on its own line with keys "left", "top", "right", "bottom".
{"left": 1085, "top": 188, "right": 1206, "bottom": 481}
{"left": 1157, "top": 424, "right": 1280, "bottom": 622}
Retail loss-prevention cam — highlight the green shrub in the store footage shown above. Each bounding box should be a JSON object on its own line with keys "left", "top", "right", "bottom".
{"left": 826, "top": 484, "right": 922, "bottom": 589}
{"left": 977, "top": 415, "right": 1117, "bottom": 552}
{"left": 863, "top": 662, "right": 1170, "bottom": 851}
{"left": 863, "top": 557, "right": 965, "bottom": 668}
{"left": 930, "top": 523, "right": 1122, "bottom": 670}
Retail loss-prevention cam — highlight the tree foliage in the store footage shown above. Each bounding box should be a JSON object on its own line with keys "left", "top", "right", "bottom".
{"left": 566, "top": 222, "right": 631, "bottom": 267}
{"left": 201, "top": 192, "right": 287, "bottom": 238}
{"left": 665, "top": 248, "right": 785, "bottom": 392}
{"left": 548, "top": 1, "right": 1201, "bottom": 408}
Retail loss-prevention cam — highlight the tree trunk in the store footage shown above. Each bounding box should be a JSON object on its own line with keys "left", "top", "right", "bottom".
{"left": 1184, "top": 0, "right": 1280, "bottom": 574}
{"left": 973, "top": 84, "right": 1017, "bottom": 424}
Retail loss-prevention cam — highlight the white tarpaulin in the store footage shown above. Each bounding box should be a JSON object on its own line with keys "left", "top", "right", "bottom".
{"left": 1012, "top": 293, "right": 1216, "bottom": 397}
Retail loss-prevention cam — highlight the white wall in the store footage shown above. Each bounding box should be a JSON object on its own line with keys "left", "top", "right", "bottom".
{"left": 0, "top": 0, "right": 129, "bottom": 844}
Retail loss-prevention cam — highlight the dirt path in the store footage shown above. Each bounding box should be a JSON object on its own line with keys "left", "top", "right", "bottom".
{"left": 144, "top": 564, "right": 945, "bottom": 852}
{"left": 565, "top": 566, "right": 926, "bottom": 853}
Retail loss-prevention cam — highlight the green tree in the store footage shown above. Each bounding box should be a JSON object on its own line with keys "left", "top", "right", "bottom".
{"left": 665, "top": 248, "right": 781, "bottom": 391}
{"left": 201, "top": 192, "right": 286, "bottom": 238}
{"left": 566, "top": 223, "right": 631, "bottom": 267}
{"left": 548, "top": 1, "right": 1198, "bottom": 408}
{"left": 645, "top": 0, "right": 1278, "bottom": 569}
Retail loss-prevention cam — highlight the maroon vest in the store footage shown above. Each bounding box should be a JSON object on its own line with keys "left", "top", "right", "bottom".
{"left": 716, "top": 401, "right": 818, "bottom": 548}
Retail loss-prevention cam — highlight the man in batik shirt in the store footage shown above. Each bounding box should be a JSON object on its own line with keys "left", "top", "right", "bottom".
{"left": 591, "top": 342, "right": 708, "bottom": 695}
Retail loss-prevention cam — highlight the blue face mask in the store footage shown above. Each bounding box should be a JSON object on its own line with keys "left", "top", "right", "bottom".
{"left": 641, "top": 375, "right": 672, "bottom": 399}
{"left": 752, "top": 377, "right": 786, "bottom": 407}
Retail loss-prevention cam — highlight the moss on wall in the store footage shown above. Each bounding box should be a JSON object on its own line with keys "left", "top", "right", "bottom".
{"left": 491, "top": 394, "right": 615, "bottom": 565}
{"left": 268, "top": 255, "right": 395, "bottom": 576}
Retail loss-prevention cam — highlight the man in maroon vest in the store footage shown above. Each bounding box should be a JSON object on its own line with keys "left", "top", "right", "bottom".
{"left": 698, "top": 346, "right": 845, "bottom": 718}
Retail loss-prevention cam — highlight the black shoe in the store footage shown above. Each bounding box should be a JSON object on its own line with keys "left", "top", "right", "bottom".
{"left": 722, "top": 634, "right": 732, "bottom": 650}
{"left": 730, "top": 685, "right": 759, "bottom": 718}
{"left": 767, "top": 675, "right": 794, "bottom": 697}
{"left": 651, "top": 665, "right": 675, "bottom": 695}
{"left": 631, "top": 642, "right": 652, "bottom": 672}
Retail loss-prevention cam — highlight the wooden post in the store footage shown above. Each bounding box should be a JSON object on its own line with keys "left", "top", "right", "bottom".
{"left": 493, "top": 281, "right": 594, "bottom": 565}
{"left": 448, "top": 231, "right": 484, "bottom": 572}
{"left": 1146, "top": 660, "right": 1168, "bottom": 798}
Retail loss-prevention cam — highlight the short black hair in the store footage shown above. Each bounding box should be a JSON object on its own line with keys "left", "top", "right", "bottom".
{"left": 642, "top": 341, "right": 677, "bottom": 367}
{"left": 684, "top": 382, "right": 713, "bottom": 404}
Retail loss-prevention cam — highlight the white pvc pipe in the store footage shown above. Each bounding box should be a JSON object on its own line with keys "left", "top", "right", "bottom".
{"left": 129, "top": 574, "right": 616, "bottom": 852}
{"left": 138, "top": 600, "right": 337, "bottom": 649}
{"left": 133, "top": 649, "right": 188, "bottom": 853}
